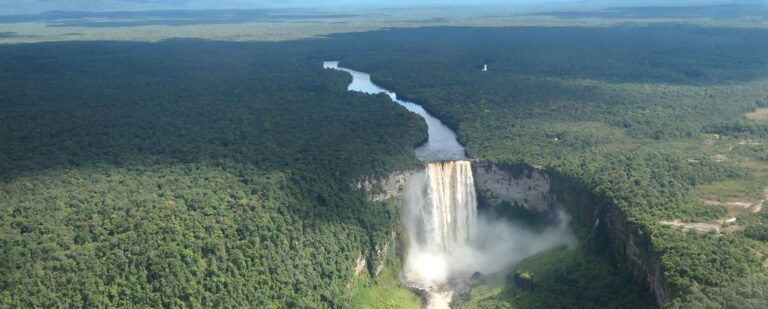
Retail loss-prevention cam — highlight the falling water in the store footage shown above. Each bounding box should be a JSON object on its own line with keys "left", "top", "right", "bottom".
{"left": 403, "top": 161, "right": 574, "bottom": 308}
{"left": 418, "top": 161, "right": 477, "bottom": 254}
{"left": 402, "top": 160, "right": 478, "bottom": 307}
{"left": 324, "top": 61, "right": 574, "bottom": 308}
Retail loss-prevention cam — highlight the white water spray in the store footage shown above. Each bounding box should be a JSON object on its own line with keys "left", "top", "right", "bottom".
{"left": 403, "top": 161, "right": 574, "bottom": 307}
{"left": 323, "top": 61, "right": 574, "bottom": 308}
{"left": 420, "top": 161, "right": 477, "bottom": 254}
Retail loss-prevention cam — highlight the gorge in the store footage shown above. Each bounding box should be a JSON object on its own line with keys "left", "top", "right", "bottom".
{"left": 3, "top": 12, "right": 766, "bottom": 307}
{"left": 325, "top": 61, "right": 579, "bottom": 307}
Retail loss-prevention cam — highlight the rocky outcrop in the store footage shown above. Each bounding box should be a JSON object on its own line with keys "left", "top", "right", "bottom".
{"left": 604, "top": 206, "right": 670, "bottom": 306}
{"left": 472, "top": 162, "right": 669, "bottom": 307}
{"left": 352, "top": 171, "right": 413, "bottom": 202}
{"left": 352, "top": 171, "right": 414, "bottom": 278}
{"left": 373, "top": 239, "right": 390, "bottom": 276}
{"left": 355, "top": 254, "right": 367, "bottom": 276}
{"left": 472, "top": 163, "right": 551, "bottom": 212}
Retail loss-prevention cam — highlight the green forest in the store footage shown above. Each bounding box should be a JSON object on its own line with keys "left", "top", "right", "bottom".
{"left": 0, "top": 40, "right": 426, "bottom": 307}
{"left": 2, "top": 18, "right": 768, "bottom": 309}
{"left": 331, "top": 25, "right": 768, "bottom": 307}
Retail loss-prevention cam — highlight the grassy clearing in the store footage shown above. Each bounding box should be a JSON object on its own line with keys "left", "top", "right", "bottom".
{"left": 697, "top": 180, "right": 765, "bottom": 202}
{"left": 350, "top": 233, "right": 420, "bottom": 309}
{"left": 746, "top": 108, "right": 768, "bottom": 121}
{"left": 461, "top": 277, "right": 515, "bottom": 309}
{"left": 457, "top": 248, "right": 655, "bottom": 309}
{"left": 744, "top": 159, "right": 768, "bottom": 178}
{"left": 350, "top": 265, "right": 420, "bottom": 309}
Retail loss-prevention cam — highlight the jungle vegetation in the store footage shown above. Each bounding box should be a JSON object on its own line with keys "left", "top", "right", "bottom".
{"left": 0, "top": 40, "right": 426, "bottom": 307}
{"left": 3, "top": 13, "right": 768, "bottom": 308}
{"left": 331, "top": 25, "right": 768, "bottom": 307}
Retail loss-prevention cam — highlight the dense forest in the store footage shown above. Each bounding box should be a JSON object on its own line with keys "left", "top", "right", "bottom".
{"left": 3, "top": 22, "right": 768, "bottom": 308}
{"left": 0, "top": 40, "right": 426, "bottom": 307}
{"left": 329, "top": 25, "right": 768, "bottom": 307}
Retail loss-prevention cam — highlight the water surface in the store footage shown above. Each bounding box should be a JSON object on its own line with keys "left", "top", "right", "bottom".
{"left": 324, "top": 61, "right": 465, "bottom": 162}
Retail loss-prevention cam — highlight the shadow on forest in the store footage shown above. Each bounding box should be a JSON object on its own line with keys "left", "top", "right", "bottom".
{"left": 2, "top": 25, "right": 768, "bottom": 180}
{"left": 2, "top": 23, "right": 768, "bottom": 180}
{"left": 323, "top": 25, "right": 768, "bottom": 86}
{"left": 0, "top": 39, "right": 426, "bottom": 225}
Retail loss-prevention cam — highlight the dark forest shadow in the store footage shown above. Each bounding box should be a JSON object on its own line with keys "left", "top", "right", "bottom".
{"left": 323, "top": 24, "right": 768, "bottom": 86}
{"left": 3, "top": 24, "right": 768, "bottom": 182}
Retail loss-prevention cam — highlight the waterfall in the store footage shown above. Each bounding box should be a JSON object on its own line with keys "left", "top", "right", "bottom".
{"left": 403, "top": 160, "right": 478, "bottom": 291}
{"left": 324, "top": 61, "right": 574, "bottom": 308}
{"left": 403, "top": 160, "right": 575, "bottom": 309}
{"left": 419, "top": 161, "right": 477, "bottom": 254}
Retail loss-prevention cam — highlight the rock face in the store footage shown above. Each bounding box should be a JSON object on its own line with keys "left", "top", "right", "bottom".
{"left": 472, "top": 162, "right": 669, "bottom": 307}
{"left": 472, "top": 163, "right": 551, "bottom": 212}
{"left": 352, "top": 171, "right": 414, "bottom": 278}
{"left": 355, "top": 163, "right": 669, "bottom": 307}
{"left": 355, "top": 254, "right": 367, "bottom": 276}
{"left": 605, "top": 206, "right": 670, "bottom": 306}
{"left": 353, "top": 171, "right": 413, "bottom": 202}
{"left": 373, "top": 240, "right": 389, "bottom": 276}
{"left": 351, "top": 237, "right": 391, "bottom": 278}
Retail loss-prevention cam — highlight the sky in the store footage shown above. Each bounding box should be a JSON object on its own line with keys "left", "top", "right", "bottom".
{"left": 0, "top": 0, "right": 764, "bottom": 15}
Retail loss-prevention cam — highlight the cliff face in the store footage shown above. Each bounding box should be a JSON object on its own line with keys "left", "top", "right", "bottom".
{"left": 352, "top": 170, "right": 415, "bottom": 278}
{"left": 353, "top": 171, "right": 412, "bottom": 202}
{"left": 604, "top": 206, "right": 670, "bottom": 306}
{"left": 472, "top": 163, "right": 551, "bottom": 212}
{"left": 472, "top": 162, "right": 669, "bottom": 307}
{"left": 355, "top": 163, "right": 669, "bottom": 306}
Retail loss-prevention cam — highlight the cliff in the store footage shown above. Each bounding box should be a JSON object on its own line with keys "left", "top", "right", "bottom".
{"left": 353, "top": 171, "right": 412, "bottom": 202}
{"left": 472, "top": 163, "right": 551, "bottom": 212}
{"left": 351, "top": 170, "right": 415, "bottom": 277}
{"left": 472, "top": 162, "right": 669, "bottom": 307}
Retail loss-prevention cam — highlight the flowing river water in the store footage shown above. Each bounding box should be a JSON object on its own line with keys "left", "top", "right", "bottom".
{"left": 324, "top": 60, "right": 474, "bottom": 307}
{"left": 323, "top": 61, "right": 465, "bottom": 163}
{"left": 323, "top": 61, "right": 573, "bottom": 308}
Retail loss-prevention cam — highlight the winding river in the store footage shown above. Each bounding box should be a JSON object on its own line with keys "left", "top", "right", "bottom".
{"left": 323, "top": 61, "right": 465, "bottom": 163}
{"left": 323, "top": 61, "right": 574, "bottom": 309}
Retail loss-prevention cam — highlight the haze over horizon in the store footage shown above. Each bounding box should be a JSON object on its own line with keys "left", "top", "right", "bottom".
{"left": 2, "top": 0, "right": 764, "bottom": 15}
{"left": 3, "top": 0, "right": 768, "bottom": 307}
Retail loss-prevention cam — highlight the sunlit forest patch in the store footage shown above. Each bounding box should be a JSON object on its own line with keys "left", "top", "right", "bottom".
{"left": 746, "top": 107, "right": 768, "bottom": 121}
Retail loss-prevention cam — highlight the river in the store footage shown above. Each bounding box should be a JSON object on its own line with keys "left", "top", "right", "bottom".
{"left": 323, "top": 61, "right": 465, "bottom": 163}
{"left": 323, "top": 61, "right": 574, "bottom": 309}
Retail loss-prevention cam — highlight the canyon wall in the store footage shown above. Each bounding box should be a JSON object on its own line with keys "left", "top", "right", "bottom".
{"left": 352, "top": 170, "right": 414, "bottom": 277}
{"left": 472, "top": 162, "right": 670, "bottom": 307}
{"left": 353, "top": 171, "right": 413, "bottom": 202}
{"left": 472, "top": 163, "right": 551, "bottom": 212}
{"left": 354, "top": 163, "right": 670, "bottom": 306}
